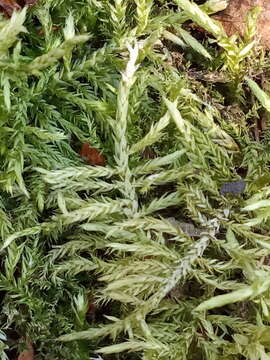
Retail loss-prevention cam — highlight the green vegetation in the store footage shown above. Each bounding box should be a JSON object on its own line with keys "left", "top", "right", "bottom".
{"left": 1, "top": 0, "right": 270, "bottom": 358}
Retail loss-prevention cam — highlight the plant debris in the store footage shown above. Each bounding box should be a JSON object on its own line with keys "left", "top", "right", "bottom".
{"left": 0, "top": 0, "right": 36, "bottom": 16}
{"left": 166, "top": 217, "right": 204, "bottom": 237}
{"left": 80, "top": 143, "right": 106, "bottom": 166}
{"left": 17, "top": 339, "right": 34, "bottom": 360}
{"left": 220, "top": 181, "right": 247, "bottom": 195}
{"left": 214, "top": 0, "right": 270, "bottom": 49}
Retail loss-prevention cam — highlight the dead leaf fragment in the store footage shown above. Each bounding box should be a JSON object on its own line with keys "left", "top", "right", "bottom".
{"left": 37, "top": 25, "right": 59, "bottom": 36}
{"left": 0, "top": 0, "right": 37, "bottom": 17}
{"left": 80, "top": 143, "right": 106, "bottom": 166}
{"left": 0, "top": 0, "right": 21, "bottom": 16}
{"left": 214, "top": 0, "right": 270, "bottom": 49}
{"left": 23, "top": 0, "right": 36, "bottom": 6}
{"left": 18, "top": 350, "right": 34, "bottom": 360}
{"left": 17, "top": 339, "right": 34, "bottom": 360}
{"left": 141, "top": 146, "right": 157, "bottom": 159}
{"left": 166, "top": 217, "right": 204, "bottom": 237}
{"left": 220, "top": 180, "right": 246, "bottom": 195}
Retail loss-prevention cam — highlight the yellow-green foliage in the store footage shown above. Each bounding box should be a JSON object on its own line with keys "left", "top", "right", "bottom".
{"left": 1, "top": 1, "right": 270, "bottom": 359}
